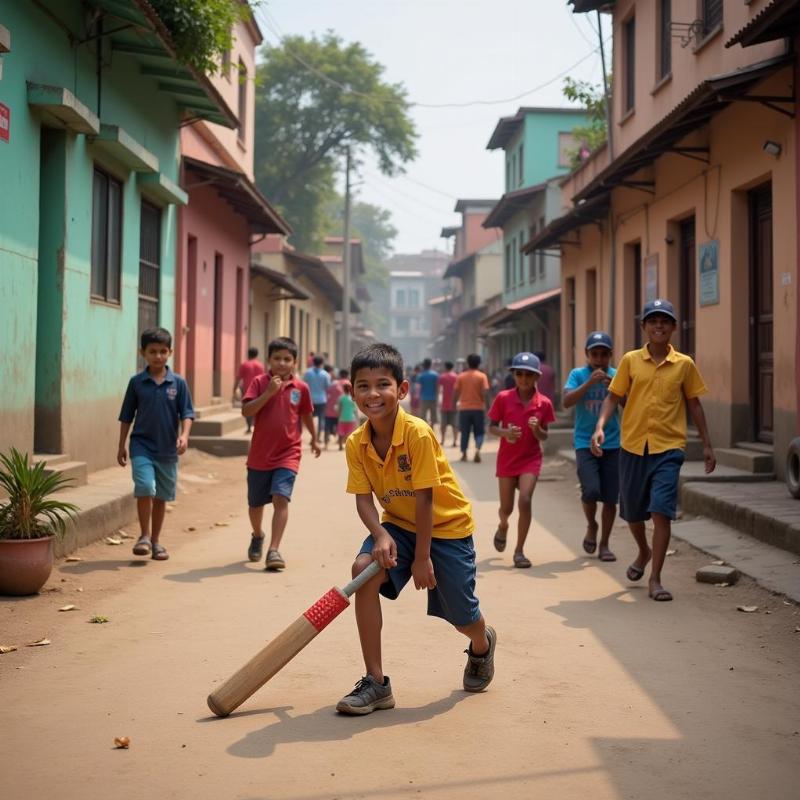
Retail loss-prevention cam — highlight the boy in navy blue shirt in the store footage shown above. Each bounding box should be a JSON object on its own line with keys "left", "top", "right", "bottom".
{"left": 118, "top": 327, "right": 194, "bottom": 561}
{"left": 563, "top": 332, "right": 620, "bottom": 562}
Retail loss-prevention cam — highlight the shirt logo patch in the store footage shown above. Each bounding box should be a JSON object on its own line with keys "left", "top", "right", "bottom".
{"left": 290, "top": 389, "right": 301, "bottom": 405}
{"left": 397, "top": 454, "right": 411, "bottom": 473}
{"left": 166, "top": 386, "right": 177, "bottom": 399}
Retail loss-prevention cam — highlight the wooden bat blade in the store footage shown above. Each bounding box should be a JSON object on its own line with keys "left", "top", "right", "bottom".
{"left": 207, "top": 615, "right": 319, "bottom": 717}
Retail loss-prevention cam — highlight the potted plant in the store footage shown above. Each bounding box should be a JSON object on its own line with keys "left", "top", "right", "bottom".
{"left": 0, "top": 448, "right": 79, "bottom": 596}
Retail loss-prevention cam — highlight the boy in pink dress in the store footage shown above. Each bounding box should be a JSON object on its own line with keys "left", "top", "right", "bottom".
{"left": 438, "top": 361, "right": 458, "bottom": 447}
{"left": 487, "top": 352, "right": 555, "bottom": 568}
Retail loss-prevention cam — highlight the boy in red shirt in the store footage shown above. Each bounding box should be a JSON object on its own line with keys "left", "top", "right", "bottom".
{"left": 487, "top": 352, "right": 555, "bottom": 568}
{"left": 242, "top": 337, "right": 321, "bottom": 570}
{"left": 234, "top": 347, "right": 265, "bottom": 434}
{"left": 438, "top": 361, "right": 458, "bottom": 447}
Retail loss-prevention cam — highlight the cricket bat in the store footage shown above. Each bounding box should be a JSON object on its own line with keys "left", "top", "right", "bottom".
{"left": 207, "top": 560, "right": 382, "bottom": 717}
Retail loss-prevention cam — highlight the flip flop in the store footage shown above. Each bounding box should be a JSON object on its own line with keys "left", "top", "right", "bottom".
{"left": 513, "top": 553, "right": 532, "bottom": 569}
{"left": 582, "top": 536, "right": 597, "bottom": 554}
{"left": 133, "top": 537, "right": 152, "bottom": 556}
{"left": 598, "top": 548, "right": 617, "bottom": 562}
{"left": 151, "top": 543, "right": 169, "bottom": 561}
{"left": 626, "top": 563, "right": 645, "bottom": 582}
{"left": 493, "top": 529, "right": 508, "bottom": 553}
{"left": 649, "top": 588, "right": 673, "bottom": 602}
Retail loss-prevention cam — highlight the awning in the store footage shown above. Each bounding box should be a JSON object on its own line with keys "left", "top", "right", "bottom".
{"left": 250, "top": 263, "right": 309, "bottom": 301}
{"left": 483, "top": 182, "right": 548, "bottom": 229}
{"left": 522, "top": 193, "right": 609, "bottom": 254}
{"left": 183, "top": 157, "right": 291, "bottom": 235}
{"left": 284, "top": 251, "right": 361, "bottom": 313}
{"left": 84, "top": 0, "right": 237, "bottom": 128}
{"left": 443, "top": 252, "right": 475, "bottom": 280}
{"left": 569, "top": 0, "right": 615, "bottom": 12}
{"left": 479, "top": 287, "right": 561, "bottom": 329}
{"left": 726, "top": 0, "right": 800, "bottom": 48}
{"left": 574, "top": 54, "right": 795, "bottom": 203}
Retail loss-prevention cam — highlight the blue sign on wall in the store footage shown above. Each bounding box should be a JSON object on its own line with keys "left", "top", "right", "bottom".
{"left": 699, "top": 240, "right": 719, "bottom": 306}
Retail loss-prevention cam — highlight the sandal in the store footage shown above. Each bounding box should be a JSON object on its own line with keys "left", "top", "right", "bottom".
{"left": 626, "top": 563, "right": 645, "bottom": 582}
{"left": 151, "top": 543, "right": 169, "bottom": 561}
{"left": 493, "top": 528, "right": 508, "bottom": 553}
{"left": 265, "top": 549, "right": 286, "bottom": 571}
{"left": 649, "top": 587, "right": 673, "bottom": 602}
{"left": 133, "top": 537, "right": 152, "bottom": 556}
{"left": 582, "top": 536, "right": 597, "bottom": 555}
{"left": 513, "top": 553, "right": 532, "bottom": 569}
{"left": 598, "top": 547, "right": 617, "bottom": 562}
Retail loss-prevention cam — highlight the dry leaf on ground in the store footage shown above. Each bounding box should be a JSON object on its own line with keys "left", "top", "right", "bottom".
{"left": 711, "top": 560, "right": 726, "bottom": 566}
{"left": 737, "top": 605, "right": 759, "bottom": 613}
{"left": 58, "top": 605, "right": 77, "bottom": 612}
{"left": 65, "top": 556, "right": 83, "bottom": 562}
{"left": 118, "top": 530, "right": 133, "bottom": 539}
{"left": 105, "top": 537, "right": 122, "bottom": 546}
{"left": 0, "top": 645, "right": 18, "bottom": 654}
{"left": 27, "top": 638, "right": 51, "bottom": 647}
{"left": 89, "top": 615, "right": 109, "bottom": 624}
{"left": 666, "top": 549, "right": 677, "bottom": 556}
{"left": 214, "top": 522, "right": 229, "bottom": 527}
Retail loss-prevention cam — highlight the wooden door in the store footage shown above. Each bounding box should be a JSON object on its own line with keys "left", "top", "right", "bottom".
{"left": 679, "top": 217, "right": 696, "bottom": 360}
{"left": 749, "top": 185, "right": 773, "bottom": 441}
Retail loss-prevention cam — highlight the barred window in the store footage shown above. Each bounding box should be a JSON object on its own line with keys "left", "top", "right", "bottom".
{"left": 91, "top": 167, "right": 122, "bottom": 303}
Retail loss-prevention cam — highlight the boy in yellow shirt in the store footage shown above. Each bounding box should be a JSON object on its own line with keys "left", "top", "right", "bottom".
{"left": 336, "top": 343, "right": 496, "bottom": 715}
{"left": 592, "top": 299, "right": 716, "bottom": 602}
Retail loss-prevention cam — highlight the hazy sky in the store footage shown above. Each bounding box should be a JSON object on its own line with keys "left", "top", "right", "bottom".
{"left": 256, "top": 1, "right": 608, "bottom": 255}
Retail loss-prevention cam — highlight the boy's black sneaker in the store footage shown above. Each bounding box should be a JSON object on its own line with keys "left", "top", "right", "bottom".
{"left": 247, "top": 534, "right": 264, "bottom": 562}
{"left": 463, "top": 625, "right": 496, "bottom": 692}
{"left": 336, "top": 675, "right": 395, "bottom": 715}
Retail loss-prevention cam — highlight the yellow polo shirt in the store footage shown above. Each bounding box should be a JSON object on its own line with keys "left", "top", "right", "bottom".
{"left": 609, "top": 345, "right": 707, "bottom": 455}
{"left": 345, "top": 406, "right": 474, "bottom": 539}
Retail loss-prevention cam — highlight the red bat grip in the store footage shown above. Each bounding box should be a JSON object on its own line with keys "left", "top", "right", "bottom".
{"left": 303, "top": 588, "right": 350, "bottom": 632}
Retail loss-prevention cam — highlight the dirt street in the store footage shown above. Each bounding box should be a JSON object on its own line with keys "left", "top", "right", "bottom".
{"left": 2, "top": 442, "right": 799, "bottom": 800}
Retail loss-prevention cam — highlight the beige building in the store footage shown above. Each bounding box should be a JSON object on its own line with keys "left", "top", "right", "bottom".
{"left": 528, "top": 0, "right": 797, "bottom": 476}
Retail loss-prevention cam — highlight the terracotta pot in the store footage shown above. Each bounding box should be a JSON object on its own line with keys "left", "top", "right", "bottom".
{"left": 0, "top": 536, "right": 55, "bottom": 596}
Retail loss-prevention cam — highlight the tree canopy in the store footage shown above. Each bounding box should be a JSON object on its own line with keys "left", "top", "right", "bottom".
{"left": 562, "top": 77, "right": 608, "bottom": 167}
{"left": 254, "top": 32, "right": 417, "bottom": 251}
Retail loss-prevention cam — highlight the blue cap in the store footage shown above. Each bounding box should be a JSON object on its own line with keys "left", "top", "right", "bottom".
{"left": 509, "top": 352, "right": 541, "bottom": 374}
{"left": 641, "top": 298, "right": 677, "bottom": 322}
{"left": 585, "top": 331, "right": 613, "bottom": 350}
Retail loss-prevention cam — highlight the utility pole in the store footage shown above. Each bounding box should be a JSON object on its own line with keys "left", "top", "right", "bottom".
{"left": 341, "top": 146, "right": 352, "bottom": 369}
{"left": 597, "top": 9, "right": 617, "bottom": 331}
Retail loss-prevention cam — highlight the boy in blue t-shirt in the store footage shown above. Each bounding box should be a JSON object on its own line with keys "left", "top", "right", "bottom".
{"left": 118, "top": 327, "right": 194, "bottom": 561}
{"left": 563, "top": 331, "right": 620, "bottom": 562}
{"left": 416, "top": 358, "right": 439, "bottom": 426}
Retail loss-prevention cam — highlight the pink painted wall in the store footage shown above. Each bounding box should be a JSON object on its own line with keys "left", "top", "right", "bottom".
{"left": 176, "top": 183, "right": 251, "bottom": 407}
{"left": 456, "top": 212, "right": 501, "bottom": 259}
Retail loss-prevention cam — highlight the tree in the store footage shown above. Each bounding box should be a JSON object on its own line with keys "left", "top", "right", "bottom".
{"left": 562, "top": 77, "right": 608, "bottom": 167}
{"left": 254, "top": 33, "right": 417, "bottom": 251}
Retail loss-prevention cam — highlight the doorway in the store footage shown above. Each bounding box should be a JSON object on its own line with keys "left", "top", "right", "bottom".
{"left": 748, "top": 184, "right": 773, "bottom": 442}
{"left": 185, "top": 236, "right": 197, "bottom": 394}
{"left": 213, "top": 253, "right": 223, "bottom": 397}
{"left": 679, "top": 217, "right": 696, "bottom": 360}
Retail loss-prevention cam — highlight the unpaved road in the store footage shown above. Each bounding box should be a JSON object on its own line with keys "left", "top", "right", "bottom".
{"left": 2, "top": 443, "right": 799, "bottom": 800}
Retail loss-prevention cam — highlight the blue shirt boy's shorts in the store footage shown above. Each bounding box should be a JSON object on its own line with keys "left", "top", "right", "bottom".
{"left": 357, "top": 522, "right": 480, "bottom": 627}
{"left": 247, "top": 467, "right": 297, "bottom": 507}
{"left": 619, "top": 446, "right": 684, "bottom": 522}
{"left": 576, "top": 448, "right": 620, "bottom": 505}
{"left": 132, "top": 455, "right": 177, "bottom": 502}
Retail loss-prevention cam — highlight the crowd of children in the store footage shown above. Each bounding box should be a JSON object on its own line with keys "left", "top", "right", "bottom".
{"left": 117, "top": 295, "right": 713, "bottom": 712}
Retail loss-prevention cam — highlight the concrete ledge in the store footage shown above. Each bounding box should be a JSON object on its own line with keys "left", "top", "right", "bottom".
{"left": 681, "top": 481, "right": 800, "bottom": 556}
{"left": 190, "top": 434, "right": 250, "bottom": 457}
{"left": 192, "top": 411, "right": 245, "bottom": 436}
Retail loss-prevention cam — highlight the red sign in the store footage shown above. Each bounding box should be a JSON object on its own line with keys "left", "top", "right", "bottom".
{"left": 0, "top": 103, "right": 9, "bottom": 143}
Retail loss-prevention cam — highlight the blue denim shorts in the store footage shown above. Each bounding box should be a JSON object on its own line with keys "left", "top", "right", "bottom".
{"left": 247, "top": 467, "right": 297, "bottom": 507}
{"left": 131, "top": 456, "right": 177, "bottom": 502}
{"left": 619, "top": 447, "right": 684, "bottom": 522}
{"left": 357, "top": 522, "right": 481, "bottom": 627}
{"left": 576, "top": 448, "right": 620, "bottom": 505}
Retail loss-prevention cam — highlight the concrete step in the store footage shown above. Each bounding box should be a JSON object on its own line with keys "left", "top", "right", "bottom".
{"left": 735, "top": 441, "right": 774, "bottom": 455}
{"left": 43, "top": 460, "right": 88, "bottom": 490}
{"left": 194, "top": 401, "right": 233, "bottom": 419}
{"left": 685, "top": 437, "right": 704, "bottom": 461}
{"left": 190, "top": 431, "right": 251, "bottom": 457}
{"left": 191, "top": 411, "right": 245, "bottom": 436}
{"left": 715, "top": 447, "right": 774, "bottom": 474}
{"left": 681, "top": 480, "right": 800, "bottom": 555}
{"left": 32, "top": 453, "right": 71, "bottom": 467}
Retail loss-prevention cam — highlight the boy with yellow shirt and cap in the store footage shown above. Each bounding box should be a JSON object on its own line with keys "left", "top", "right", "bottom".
{"left": 336, "top": 343, "right": 496, "bottom": 715}
{"left": 591, "top": 299, "right": 716, "bottom": 602}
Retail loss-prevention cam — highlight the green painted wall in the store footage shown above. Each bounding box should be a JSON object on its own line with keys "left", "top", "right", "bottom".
{"left": 0, "top": 2, "right": 184, "bottom": 469}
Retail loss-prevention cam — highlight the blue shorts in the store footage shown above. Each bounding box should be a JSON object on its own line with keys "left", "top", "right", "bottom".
{"left": 619, "top": 447, "right": 684, "bottom": 522}
{"left": 247, "top": 467, "right": 297, "bottom": 507}
{"left": 131, "top": 456, "right": 177, "bottom": 502}
{"left": 576, "top": 448, "right": 620, "bottom": 505}
{"left": 357, "top": 522, "right": 481, "bottom": 627}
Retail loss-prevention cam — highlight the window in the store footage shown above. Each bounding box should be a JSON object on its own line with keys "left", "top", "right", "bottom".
{"left": 505, "top": 243, "right": 511, "bottom": 289}
{"left": 237, "top": 58, "right": 247, "bottom": 143}
{"left": 394, "top": 288, "right": 406, "bottom": 308}
{"left": 511, "top": 153, "right": 517, "bottom": 187}
{"left": 518, "top": 144, "right": 524, "bottom": 184}
{"left": 394, "top": 316, "right": 408, "bottom": 334}
{"left": 91, "top": 167, "right": 122, "bottom": 303}
{"left": 528, "top": 225, "right": 536, "bottom": 282}
{"left": 409, "top": 288, "right": 420, "bottom": 308}
{"left": 221, "top": 48, "right": 231, "bottom": 79}
{"left": 623, "top": 15, "right": 636, "bottom": 113}
{"left": 700, "top": 0, "right": 723, "bottom": 37}
{"left": 538, "top": 216, "right": 546, "bottom": 278}
{"left": 558, "top": 132, "right": 577, "bottom": 168}
{"left": 658, "top": 0, "right": 671, "bottom": 79}
{"left": 505, "top": 160, "right": 511, "bottom": 191}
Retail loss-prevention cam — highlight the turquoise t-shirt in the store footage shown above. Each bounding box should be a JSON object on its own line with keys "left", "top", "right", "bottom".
{"left": 564, "top": 365, "right": 620, "bottom": 450}
{"left": 338, "top": 394, "right": 357, "bottom": 423}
